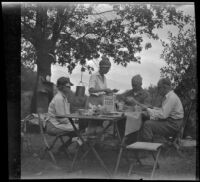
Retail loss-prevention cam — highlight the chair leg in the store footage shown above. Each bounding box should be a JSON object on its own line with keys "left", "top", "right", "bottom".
{"left": 59, "top": 136, "right": 72, "bottom": 160}
{"left": 150, "top": 148, "right": 161, "bottom": 179}
{"left": 71, "top": 145, "right": 81, "bottom": 171}
{"left": 40, "top": 147, "right": 48, "bottom": 159}
{"left": 128, "top": 163, "right": 134, "bottom": 177}
{"left": 114, "top": 146, "right": 124, "bottom": 175}
{"left": 134, "top": 151, "right": 143, "bottom": 166}
{"left": 48, "top": 150, "right": 57, "bottom": 164}
{"left": 41, "top": 137, "right": 58, "bottom": 164}
{"left": 151, "top": 152, "right": 159, "bottom": 169}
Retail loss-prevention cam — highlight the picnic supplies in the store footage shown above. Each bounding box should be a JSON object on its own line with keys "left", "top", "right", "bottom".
{"left": 103, "top": 94, "right": 116, "bottom": 112}
{"left": 75, "top": 68, "right": 85, "bottom": 97}
{"left": 75, "top": 82, "right": 85, "bottom": 97}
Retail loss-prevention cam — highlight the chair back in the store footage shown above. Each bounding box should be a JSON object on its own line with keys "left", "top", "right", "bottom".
{"left": 38, "top": 113, "right": 46, "bottom": 134}
{"left": 38, "top": 113, "right": 50, "bottom": 148}
{"left": 173, "top": 89, "right": 195, "bottom": 143}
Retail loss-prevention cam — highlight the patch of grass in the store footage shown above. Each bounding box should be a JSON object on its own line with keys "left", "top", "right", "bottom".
{"left": 21, "top": 133, "right": 197, "bottom": 179}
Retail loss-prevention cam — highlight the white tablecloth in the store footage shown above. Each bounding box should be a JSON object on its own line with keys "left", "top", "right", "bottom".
{"left": 124, "top": 111, "right": 142, "bottom": 136}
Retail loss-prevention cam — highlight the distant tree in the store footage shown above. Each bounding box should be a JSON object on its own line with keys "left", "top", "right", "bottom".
{"left": 160, "top": 19, "right": 196, "bottom": 100}
{"left": 21, "top": 3, "right": 191, "bottom": 112}
{"left": 160, "top": 19, "right": 196, "bottom": 138}
{"left": 146, "top": 84, "right": 163, "bottom": 107}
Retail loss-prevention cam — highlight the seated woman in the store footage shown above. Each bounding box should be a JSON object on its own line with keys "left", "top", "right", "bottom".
{"left": 46, "top": 77, "right": 77, "bottom": 150}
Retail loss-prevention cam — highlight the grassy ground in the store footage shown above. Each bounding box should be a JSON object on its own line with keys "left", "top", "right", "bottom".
{"left": 21, "top": 133, "right": 197, "bottom": 180}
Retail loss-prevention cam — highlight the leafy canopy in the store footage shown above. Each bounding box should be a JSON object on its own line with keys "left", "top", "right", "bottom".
{"left": 21, "top": 3, "right": 191, "bottom": 74}
{"left": 160, "top": 19, "right": 196, "bottom": 99}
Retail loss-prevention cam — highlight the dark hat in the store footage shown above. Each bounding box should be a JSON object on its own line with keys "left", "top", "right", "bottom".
{"left": 56, "top": 77, "right": 73, "bottom": 87}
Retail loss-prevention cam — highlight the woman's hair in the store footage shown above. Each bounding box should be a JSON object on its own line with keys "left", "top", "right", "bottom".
{"left": 99, "top": 56, "right": 111, "bottom": 67}
{"left": 132, "top": 74, "right": 142, "bottom": 85}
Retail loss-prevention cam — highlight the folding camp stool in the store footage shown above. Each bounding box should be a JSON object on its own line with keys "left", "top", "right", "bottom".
{"left": 38, "top": 113, "right": 74, "bottom": 164}
{"left": 114, "top": 141, "right": 163, "bottom": 179}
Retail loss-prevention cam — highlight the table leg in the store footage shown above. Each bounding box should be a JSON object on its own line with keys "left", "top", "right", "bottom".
{"left": 90, "top": 145, "right": 112, "bottom": 178}
{"left": 69, "top": 118, "right": 112, "bottom": 177}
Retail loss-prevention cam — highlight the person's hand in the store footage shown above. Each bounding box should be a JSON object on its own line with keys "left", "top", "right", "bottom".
{"left": 59, "top": 119, "right": 69, "bottom": 124}
{"left": 104, "top": 88, "right": 113, "bottom": 94}
{"left": 112, "top": 89, "right": 119, "bottom": 93}
{"left": 141, "top": 105, "right": 148, "bottom": 111}
{"left": 146, "top": 104, "right": 153, "bottom": 109}
{"left": 141, "top": 110, "right": 149, "bottom": 117}
{"left": 125, "top": 96, "right": 135, "bottom": 103}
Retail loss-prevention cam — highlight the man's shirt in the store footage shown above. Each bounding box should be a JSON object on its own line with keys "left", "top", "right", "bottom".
{"left": 147, "top": 90, "right": 184, "bottom": 120}
{"left": 89, "top": 71, "right": 107, "bottom": 96}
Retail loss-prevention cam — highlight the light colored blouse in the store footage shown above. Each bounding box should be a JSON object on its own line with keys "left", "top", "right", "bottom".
{"left": 48, "top": 90, "right": 75, "bottom": 131}
{"left": 89, "top": 71, "right": 107, "bottom": 96}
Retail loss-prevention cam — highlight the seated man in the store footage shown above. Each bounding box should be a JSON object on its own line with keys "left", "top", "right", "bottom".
{"left": 120, "top": 74, "right": 150, "bottom": 109}
{"left": 119, "top": 74, "right": 151, "bottom": 144}
{"left": 138, "top": 78, "right": 184, "bottom": 142}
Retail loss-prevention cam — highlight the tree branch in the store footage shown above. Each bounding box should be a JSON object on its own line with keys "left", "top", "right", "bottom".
{"left": 21, "top": 21, "right": 36, "bottom": 46}
{"left": 91, "top": 10, "right": 114, "bottom": 15}
{"left": 51, "top": 6, "right": 76, "bottom": 46}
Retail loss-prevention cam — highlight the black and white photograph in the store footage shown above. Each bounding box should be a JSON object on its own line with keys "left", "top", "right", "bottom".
{"left": 3, "top": 2, "right": 197, "bottom": 180}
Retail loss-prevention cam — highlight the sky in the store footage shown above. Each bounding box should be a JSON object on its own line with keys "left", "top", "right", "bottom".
{"left": 51, "top": 3, "right": 195, "bottom": 95}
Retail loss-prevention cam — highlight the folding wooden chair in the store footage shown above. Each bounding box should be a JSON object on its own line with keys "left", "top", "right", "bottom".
{"left": 114, "top": 139, "right": 163, "bottom": 179}
{"left": 38, "top": 113, "right": 76, "bottom": 164}
{"left": 164, "top": 91, "right": 195, "bottom": 157}
{"left": 21, "top": 114, "right": 34, "bottom": 153}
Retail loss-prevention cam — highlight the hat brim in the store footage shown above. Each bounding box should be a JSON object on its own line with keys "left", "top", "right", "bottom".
{"left": 65, "top": 82, "right": 73, "bottom": 86}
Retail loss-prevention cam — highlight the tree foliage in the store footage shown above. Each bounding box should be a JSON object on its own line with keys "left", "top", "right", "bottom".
{"left": 21, "top": 3, "right": 191, "bottom": 75}
{"left": 160, "top": 19, "right": 196, "bottom": 100}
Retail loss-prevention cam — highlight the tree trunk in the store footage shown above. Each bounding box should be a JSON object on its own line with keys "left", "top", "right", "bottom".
{"left": 31, "top": 45, "right": 55, "bottom": 113}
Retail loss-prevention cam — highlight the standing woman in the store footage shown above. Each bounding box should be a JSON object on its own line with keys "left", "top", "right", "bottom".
{"left": 86, "top": 56, "right": 116, "bottom": 134}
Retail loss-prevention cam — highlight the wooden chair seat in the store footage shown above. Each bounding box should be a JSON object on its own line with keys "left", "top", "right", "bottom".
{"left": 114, "top": 141, "right": 163, "bottom": 179}
{"left": 127, "top": 142, "right": 162, "bottom": 151}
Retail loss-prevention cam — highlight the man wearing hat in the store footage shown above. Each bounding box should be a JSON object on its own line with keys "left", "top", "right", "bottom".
{"left": 138, "top": 77, "right": 184, "bottom": 142}
{"left": 47, "top": 76, "right": 77, "bottom": 135}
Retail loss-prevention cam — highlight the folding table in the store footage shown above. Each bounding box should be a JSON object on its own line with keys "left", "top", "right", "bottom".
{"left": 56, "top": 113, "right": 126, "bottom": 178}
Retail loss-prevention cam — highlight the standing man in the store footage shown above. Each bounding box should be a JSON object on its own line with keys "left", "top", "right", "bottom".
{"left": 139, "top": 78, "right": 184, "bottom": 142}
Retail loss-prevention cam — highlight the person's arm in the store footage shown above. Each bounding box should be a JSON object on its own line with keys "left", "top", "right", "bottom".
{"left": 88, "top": 75, "right": 113, "bottom": 94}
{"left": 147, "top": 96, "right": 176, "bottom": 120}
{"left": 126, "top": 96, "right": 151, "bottom": 110}
{"left": 54, "top": 97, "right": 69, "bottom": 123}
